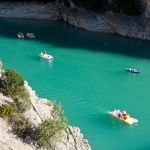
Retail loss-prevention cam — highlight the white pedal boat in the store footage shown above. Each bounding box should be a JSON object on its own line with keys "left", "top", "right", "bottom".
{"left": 39, "top": 52, "right": 53, "bottom": 60}
{"left": 108, "top": 110, "right": 138, "bottom": 125}
{"left": 26, "top": 32, "right": 36, "bottom": 38}
{"left": 17, "top": 32, "right": 24, "bottom": 38}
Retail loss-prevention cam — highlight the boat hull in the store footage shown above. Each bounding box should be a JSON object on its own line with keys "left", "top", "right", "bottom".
{"left": 125, "top": 68, "right": 140, "bottom": 73}
{"left": 17, "top": 34, "right": 24, "bottom": 38}
{"left": 26, "top": 33, "right": 35, "bottom": 38}
{"left": 109, "top": 113, "right": 131, "bottom": 125}
{"left": 39, "top": 53, "right": 53, "bottom": 60}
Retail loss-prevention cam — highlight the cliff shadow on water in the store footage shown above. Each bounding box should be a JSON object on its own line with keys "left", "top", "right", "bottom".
{"left": 0, "top": 18, "right": 150, "bottom": 59}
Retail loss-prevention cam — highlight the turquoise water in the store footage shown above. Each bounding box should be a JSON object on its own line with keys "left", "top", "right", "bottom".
{"left": 1, "top": 18, "right": 150, "bottom": 150}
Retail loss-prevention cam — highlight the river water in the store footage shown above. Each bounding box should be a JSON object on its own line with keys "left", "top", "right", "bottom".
{"left": 0, "top": 18, "right": 150, "bottom": 150}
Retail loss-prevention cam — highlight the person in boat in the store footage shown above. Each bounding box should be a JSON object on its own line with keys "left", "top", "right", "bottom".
{"left": 123, "top": 110, "right": 127, "bottom": 115}
{"left": 128, "top": 67, "right": 132, "bottom": 71}
{"left": 19, "top": 32, "right": 22, "bottom": 36}
{"left": 122, "top": 110, "right": 128, "bottom": 119}
{"left": 118, "top": 112, "right": 121, "bottom": 118}
{"left": 132, "top": 68, "right": 136, "bottom": 72}
{"left": 43, "top": 51, "right": 46, "bottom": 54}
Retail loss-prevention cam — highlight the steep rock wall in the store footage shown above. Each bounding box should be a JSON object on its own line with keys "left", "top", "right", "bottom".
{"left": 59, "top": 4, "right": 150, "bottom": 41}
{"left": 0, "top": 1, "right": 150, "bottom": 39}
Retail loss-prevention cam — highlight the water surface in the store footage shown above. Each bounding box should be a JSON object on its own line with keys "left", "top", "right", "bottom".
{"left": 0, "top": 18, "right": 150, "bottom": 150}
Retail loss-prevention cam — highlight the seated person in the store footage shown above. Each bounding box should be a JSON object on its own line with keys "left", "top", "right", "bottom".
{"left": 132, "top": 68, "right": 136, "bottom": 71}
{"left": 128, "top": 67, "right": 132, "bottom": 70}
{"left": 123, "top": 110, "right": 127, "bottom": 115}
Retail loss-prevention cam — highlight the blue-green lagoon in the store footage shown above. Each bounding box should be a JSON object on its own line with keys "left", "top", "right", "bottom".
{"left": 1, "top": 18, "right": 150, "bottom": 150}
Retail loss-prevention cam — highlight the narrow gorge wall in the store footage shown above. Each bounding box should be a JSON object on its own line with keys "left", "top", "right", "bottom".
{"left": 0, "top": 1, "right": 150, "bottom": 41}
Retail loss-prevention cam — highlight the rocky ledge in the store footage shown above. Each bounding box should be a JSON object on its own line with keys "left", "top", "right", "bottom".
{"left": 0, "top": 81, "right": 91, "bottom": 150}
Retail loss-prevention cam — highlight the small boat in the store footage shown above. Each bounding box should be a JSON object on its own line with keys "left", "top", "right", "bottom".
{"left": 125, "top": 68, "right": 140, "bottom": 73}
{"left": 26, "top": 32, "right": 36, "bottom": 38}
{"left": 39, "top": 52, "right": 53, "bottom": 60}
{"left": 108, "top": 110, "right": 138, "bottom": 125}
{"left": 17, "top": 32, "right": 24, "bottom": 38}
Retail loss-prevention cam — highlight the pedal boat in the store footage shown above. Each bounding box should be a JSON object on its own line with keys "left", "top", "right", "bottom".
{"left": 39, "top": 52, "right": 53, "bottom": 60}
{"left": 108, "top": 110, "right": 138, "bottom": 125}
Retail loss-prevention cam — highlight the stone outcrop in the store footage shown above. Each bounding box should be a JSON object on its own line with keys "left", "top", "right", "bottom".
{"left": 0, "top": 80, "right": 91, "bottom": 150}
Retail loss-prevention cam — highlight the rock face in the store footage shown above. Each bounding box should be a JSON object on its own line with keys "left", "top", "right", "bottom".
{"left": 144, "top": 0, "right": 150, "bottom": 17}
{"left": 0, "top": 2, "right": 62, "bottom": 20}
{"left": 0, "top": 1, "right": 150, "bottom": 40}
{"left": 59, "top": 3, "right": 150, "bottom": 41}
{"left": 0, "top": 80, "right": 91, "bottom": 150}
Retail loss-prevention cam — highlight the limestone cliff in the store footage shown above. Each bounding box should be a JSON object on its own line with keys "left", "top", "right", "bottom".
{"left": 0, "top": 81, "right": 91, "bottom": 150}
{"left": 59, "top": 1, "right": 150, "bottom": 41}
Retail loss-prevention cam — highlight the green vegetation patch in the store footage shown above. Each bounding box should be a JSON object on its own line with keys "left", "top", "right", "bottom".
{"left": 0, "top": 69, "right": 31, "bottom": 112}
{"left": 0, "top": 104, "right": 13, "bottom": 118}
{"left": 36, "top": 102, "right": 68, "bottom": 149}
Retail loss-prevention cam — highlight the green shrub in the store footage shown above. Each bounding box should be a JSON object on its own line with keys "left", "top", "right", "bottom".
{"left": 13, "top": 97, "right": 31, "bottom": 113}
{"left": 36, "top": 102, "right": 68, "bottom": 149}
{"left": 10, "top": 112, "right": 32, "bottom": 138}
{"left": 0, "top": 69, "right": 24, "bottom": 98}
{"left": 0, "top": 69, "right": 31, "bottom": 112}
{"left": 0, "top": 104, "right": 13, "bottom": 118}
{"left": 15, "top": 118, "right": 32, "bottom": 138}
{"left": 36, "top": 118, "right": 67, "bottom": 149}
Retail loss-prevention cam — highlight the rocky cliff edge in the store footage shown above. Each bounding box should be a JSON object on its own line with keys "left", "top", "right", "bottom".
{"left": 0, "top": 80, "right": 91, "bottom": 150}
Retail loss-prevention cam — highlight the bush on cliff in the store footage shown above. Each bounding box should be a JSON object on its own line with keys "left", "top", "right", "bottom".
{"left": 0, "top": 69, "right": 24, "bottom": 98}
{"left": 10, "top": 112, "right": 32, "bottom": 138}
{"left": 0, "top": 69, "right": 31, "bottom": 112}
{"left": 36, "top": 103, "right": 68, "bottom": 149}
{"left": 0, "top": 104, "right": 13, "bottom": 118}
